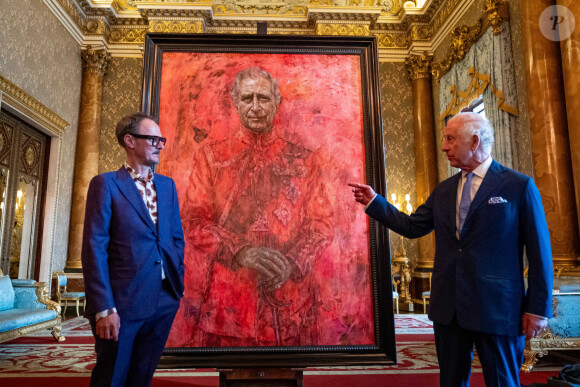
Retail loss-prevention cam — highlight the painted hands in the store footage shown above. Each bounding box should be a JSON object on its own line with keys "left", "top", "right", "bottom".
{"left": 235, "top": 247, "right": 293, "bottom": 292}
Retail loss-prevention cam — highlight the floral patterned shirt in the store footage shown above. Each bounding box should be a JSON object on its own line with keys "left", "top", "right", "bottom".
{"left": 124, "top": 162, "right": 158, "bottom": 224}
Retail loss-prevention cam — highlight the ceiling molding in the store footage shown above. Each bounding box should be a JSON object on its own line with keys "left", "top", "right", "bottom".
{"left": 42, "top": 0, "right": 476, "bottom": 60}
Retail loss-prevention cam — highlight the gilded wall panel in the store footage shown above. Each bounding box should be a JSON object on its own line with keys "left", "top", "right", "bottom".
{"left": 379, "top": 62, "right": 418, "bottom": 264}
{"left": 99, "top": 58, "right": 143, "bottom": 174}
{"left": 0, "top": 0, "right": 82, "bottom": 272}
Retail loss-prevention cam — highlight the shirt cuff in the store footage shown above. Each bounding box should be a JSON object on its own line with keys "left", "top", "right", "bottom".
{"left": 364, "top": 194, "right": 378, "bottom": 211}
{"left": 95, "top": 308, "right": 117, "bottom": 321}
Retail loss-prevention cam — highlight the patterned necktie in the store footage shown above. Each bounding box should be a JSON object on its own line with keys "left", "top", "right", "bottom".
{"left": 458, "top": 172, "right": 473, "bottom": 233}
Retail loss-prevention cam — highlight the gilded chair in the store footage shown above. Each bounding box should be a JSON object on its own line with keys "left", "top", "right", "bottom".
{"left": 53, "top": 272, "right": 86, "bottom": 317}
{"left": 422, "top": 272, "right": 432, "bottom": 314}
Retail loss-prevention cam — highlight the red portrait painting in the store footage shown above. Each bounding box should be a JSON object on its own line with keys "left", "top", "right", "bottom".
{"left": 155, "top": 50, "right": 375, "bottom": 348}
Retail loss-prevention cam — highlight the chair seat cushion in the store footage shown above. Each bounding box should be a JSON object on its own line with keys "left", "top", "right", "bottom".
{"left": 393, "top": 291, "right": 398, "bottom": 298}
{"left": 11, "top": 279, "right": 36, "bottom": 286}
{"left": 422, "top": 291, "right": 430, "bottom": 297}
{"left": 0, "top": 308, "right": 57, "bottom": 333}
{"left": 61, "top": 292, "right": 85, "bottom": 298}
{"left": 0, "top": 276, "right": 15, "bottom": 312}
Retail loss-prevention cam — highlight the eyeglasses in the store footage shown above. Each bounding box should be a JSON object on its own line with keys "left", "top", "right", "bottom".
{"left": 130, "top": 133, "right": 166, "bottom": 147}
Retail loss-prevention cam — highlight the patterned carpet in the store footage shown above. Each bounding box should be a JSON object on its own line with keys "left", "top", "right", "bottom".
{"left": 0, "top": 315, "right": 562, "bottom": 386}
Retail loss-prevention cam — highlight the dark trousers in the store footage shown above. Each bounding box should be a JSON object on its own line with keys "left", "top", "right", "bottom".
{"left": 434, "top": 317, "right": 525, "bottom": 387}
{"left": 89, "top": 282, "right": 180, "bottom": 387}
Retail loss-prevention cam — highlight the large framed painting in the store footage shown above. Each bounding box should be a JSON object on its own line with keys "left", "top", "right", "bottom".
{"left": 141, "top": 33, "right": 394, "bottom": 367}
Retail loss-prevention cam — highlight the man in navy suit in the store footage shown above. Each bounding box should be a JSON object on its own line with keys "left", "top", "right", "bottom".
{"left": 81, "top": 112, "right": 185, "bottom": 386}
{"left": 349, "top": 112, "right": 553, "bottom": 386}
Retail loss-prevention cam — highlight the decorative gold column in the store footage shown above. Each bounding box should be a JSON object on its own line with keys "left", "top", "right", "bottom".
{"left": 65, "top": 47, "right": 110, "bottom": 269}
{"left": 558, "top": 0, "right": 580, "bottom": 258}
{"left": 405, "top": 53, "right": 438, "bottom": 270}
{"left": 520, "top": 1, "right": 580, "bottom": 267}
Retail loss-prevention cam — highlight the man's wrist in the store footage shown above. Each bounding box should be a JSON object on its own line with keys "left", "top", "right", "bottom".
{"left": 363, "top": 194, "right": 378, "bottom": 211}
{"left": 95, "top": 308, "right": 117, "bottom": 321}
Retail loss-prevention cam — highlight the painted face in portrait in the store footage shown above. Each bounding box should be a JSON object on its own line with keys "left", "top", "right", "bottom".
{"left": 234, "top": 77, "right": 279, "bottom": 133}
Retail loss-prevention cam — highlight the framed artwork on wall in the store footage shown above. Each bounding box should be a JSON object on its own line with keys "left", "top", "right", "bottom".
{"left": 141, "top": 33, "right": 394, "bottom": 368}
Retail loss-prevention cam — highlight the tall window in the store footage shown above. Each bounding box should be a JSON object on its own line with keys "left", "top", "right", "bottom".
{"left": 0, "top": 109, "right": 49, "bottom": 279}
{"left": 462, "top": 96, "right": 486, "bottom": 117}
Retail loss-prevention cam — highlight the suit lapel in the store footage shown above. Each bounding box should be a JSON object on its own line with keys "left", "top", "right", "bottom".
{"left": 445, "top": 173, "right": 461, "bottom": 236}
{"left": 462, "top": 160, "right": 504, "bottom": 233}
{"left": 114, "top": 167, "right": 157, "bottom": 234}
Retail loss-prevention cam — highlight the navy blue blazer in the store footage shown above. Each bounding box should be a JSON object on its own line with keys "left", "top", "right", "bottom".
{"left": 367, "top": 160, "right": 553, "bottom": 336}
{"left": 81, "top": 167, "right": 185, "bottom": 322}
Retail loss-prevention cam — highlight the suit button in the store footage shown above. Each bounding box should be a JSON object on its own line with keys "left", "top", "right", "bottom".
{"left": 458, "top": 249, "right": 462, "bottom": 252}
{"left": 155, "top": 260, "right": 161, "bottom": 264}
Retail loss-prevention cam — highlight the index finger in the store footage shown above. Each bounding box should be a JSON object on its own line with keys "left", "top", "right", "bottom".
{"left": 347, "top": 183, "right": 362, "bottom": 188}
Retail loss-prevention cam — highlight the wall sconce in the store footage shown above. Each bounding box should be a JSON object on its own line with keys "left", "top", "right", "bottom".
{"left": 390, "top": 193, "right": 413, "bottom": 215}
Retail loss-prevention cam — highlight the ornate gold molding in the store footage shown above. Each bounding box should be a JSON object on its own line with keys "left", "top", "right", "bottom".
{"left": 81, "top": 46, "right": 111, "bottom": 76}
{"left": 109, "top": 26, "right": 148, "bottom": 43}
{"left": 554, "top": 264, "right": 580, "bottom": 278}
{"left": 430, "top": 0, "right": 464, "bottom": 37}
{"left": 523, "top": 327, "right": 580, "bottom": 372}
{"left": 410, "top": 24, "right": 432, "bottom": 41}
{"left": 44, "top": 0, "right": 467, "bottom": 58}
{"left": 214, "top": 0, "right": 309, "bottom": 15}
{"left": 405, "top": 52, "right": 433, "bottom": 80}
{"left": 315, "top": 23, "right": 370, "bottom": 36}
{"left": 431, "top": 19, "right": 482, "bottom": 79}
{"left": 0, "top": 75, "right": 69, "bottom": 135}
{"left": 375, "top": 32, "right": 409, "bottom": 48}
{"left": 149, "top": 20, "right": 204, "bottom": 34}
{"left": 431, "top": 1, "right": 510, "bottom": 79}
{"left": 83, "top": 17, "right": 108, "bottom": 35}
{"left": 483, "top": 0, "right": 509, "bottom": 35}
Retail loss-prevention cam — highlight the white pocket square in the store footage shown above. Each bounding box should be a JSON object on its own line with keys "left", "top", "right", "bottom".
{"left": 488, "top": 196, "right": 508, "bottom": 204}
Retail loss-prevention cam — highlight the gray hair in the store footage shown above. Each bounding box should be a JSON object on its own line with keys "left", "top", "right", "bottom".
{"left": 230, "top": 67, "right": 281, "bottom": 107}
{"left": 455, "top": 112, "right": 495, "bottom": 154}
{"left": 115, "top": 112, "right": 156, "bottom": 148}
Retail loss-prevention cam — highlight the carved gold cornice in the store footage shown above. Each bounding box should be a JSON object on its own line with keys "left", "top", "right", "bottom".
{"left": 430, "top": 0, "right": 464, "bottom": 38}
{"left": 375, "top": 32, "right": 409, "bottom": 48}
{"left": 149, "top": 20, "right": 204, "bottom": 34}
{"left": 483, "top": 0, "right": 509, "bottom": 35}
{"left": 410, "top": 24, "right": 431, "bottom": 41}
{"left": 214, "top": 0, "right": 309, "bottom": 15}
{"left": 316, "top": 23, "right": 370, "bottom": 36}
{"left": 44, "top": 0, "right": 474, "bottom": 59}
{"left": 81, "top": 46, "right": 111, "bottom": 76}
{"left": 430, "top": 0, "right": 510, "bottom": 79}
{"left": 0, "top": 74, "right": 69, "bottom": 135}
{"left": 109, "top": 26, "right": 148, "bottom": 43}
{"left": 431, "top": 19, "right": 482, "bottom": 79}
{"left": 405, "top": 52, "right": 433, "bottom": 80}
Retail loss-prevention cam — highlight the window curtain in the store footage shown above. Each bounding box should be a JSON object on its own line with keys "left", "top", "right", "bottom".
{"left": 439, "top": 21, "right": 518, "bottom": 177}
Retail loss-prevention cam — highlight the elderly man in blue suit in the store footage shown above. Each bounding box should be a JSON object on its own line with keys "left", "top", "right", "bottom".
{"left": 81, "top": 112, "right": 185, "bottom": 386}
{"left": 349, "top": 112, "right": 553, "bottom": 387}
